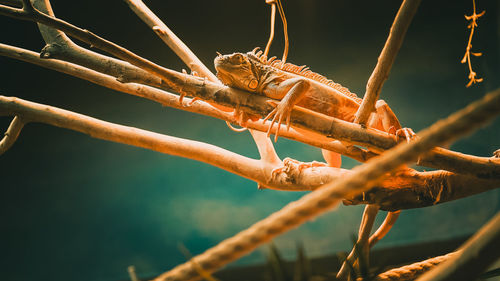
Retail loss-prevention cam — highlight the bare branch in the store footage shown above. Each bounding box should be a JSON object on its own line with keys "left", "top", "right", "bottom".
{"left": 0, "top": 43, "right": 374, "bottom": 164}
{"left": 3, "top": 1, "right": 499, "bottom": 180}
{"left": 354, "top": 0, "right": 421, "bottom": 126}
{"left": 337, "top": 205, "right": 379, "bottom": 280}
{"left": 1, "top": 95, "right": 499, "bottom": 204}
{"left": 3, "top": 43, "right": 500, "bottom": 180}
{"left": 417, "top": 210, "right": 500, "bottom": 281}
{"left": 123, "top": 0, "right": 218, "bottom": 83}
{"left": 344, "top": 169, "right": 500, "bottom": 211}
{"left": 0, "top": 115, "right": 24, "bottom": 155}
{"left": 0, "top": 0, "right": 21, "bottom": 8}
{"left": 0, "top": 0, "right": 190, "bottom": 92}
{"left": 0, "top": 95, "right": 273, "bottom": 186}
{"left": 153, "top": 86, "right": 500, "bottom": 281}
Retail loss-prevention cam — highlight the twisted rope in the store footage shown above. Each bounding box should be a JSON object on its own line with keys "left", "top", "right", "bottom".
{"left": 153, "top": 90, "right": 500, "bottom": 281}
{"left": 376, "top": 252, "right": 457, "bottom": 281}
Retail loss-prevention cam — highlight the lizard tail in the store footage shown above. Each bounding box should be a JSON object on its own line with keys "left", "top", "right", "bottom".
{"left": 225, "top": 121, "right": 248, "bottom": 132}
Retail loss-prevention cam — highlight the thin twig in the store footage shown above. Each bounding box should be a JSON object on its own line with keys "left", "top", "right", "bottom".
{"left": 263, "top": 0, "right": 276, "bottom": 58}
{"left": 0, "top": 1, "right": 190, "bottom": 93}
{"left": 0, "top": 0, "right": 21, "bottom": 8}
{"left": 337, "top": 205, "right": 379, "bottom": 280}
{"left": 354, "top": 0, "right": 421, "bottom": 126}
{"left": 153, "top": 87, "right": 500, "bottom": 281}
{"left": 369, "top": 211, "right": 401, "bottom": 246}
{"left": 0, "top": 115, "right": 24, "bottom": 155}
{"left": 122, "top": 0, "right": 218, "bottom": 83}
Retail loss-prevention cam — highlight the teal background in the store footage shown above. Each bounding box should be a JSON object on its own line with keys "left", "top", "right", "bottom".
{"left": 1, "top": 0, "right": 499, "bottom": 280}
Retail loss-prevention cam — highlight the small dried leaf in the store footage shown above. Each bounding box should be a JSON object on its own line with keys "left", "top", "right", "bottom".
{"left": 472, "top": 52, "right": 483, "bottom": 57}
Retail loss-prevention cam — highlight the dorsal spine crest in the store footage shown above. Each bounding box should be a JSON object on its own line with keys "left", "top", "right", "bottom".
{"left": 249, "top": 48, "right": 362, "bottom": 103}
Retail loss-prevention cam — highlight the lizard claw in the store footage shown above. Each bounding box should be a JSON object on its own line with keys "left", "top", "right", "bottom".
{"left": 225, "top": 106, "right": 260, "bottom": 132}
{"left": 270, "top": 158, "right": 327, "bottom": 180}
{"left": 493, "top": 149, "right": 500, "bottom": 158}
{"left": 179, "top": 93, "right": 187, "bottom": 107}
{"left": 262, "top": 100, "right": 293, "bottom": 142}
{"left": 396, "top": 127, "right": 417, "bottom": 143}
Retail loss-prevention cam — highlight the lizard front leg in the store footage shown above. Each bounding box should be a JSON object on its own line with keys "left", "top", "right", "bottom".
{"left": 370, "top": 100, "right": 416, "bottom": 142}
{"left": 263, "top": 78, "right": 310, "bottom": 141}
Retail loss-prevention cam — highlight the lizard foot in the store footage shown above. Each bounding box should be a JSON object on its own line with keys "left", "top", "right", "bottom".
{"left": 179, "top": 69, "right": 201, "bottom": 107}
{"left": 178, "top": 95, "right": 200, "bottom": 107}
{"left": 270, "top": 157, "right": 327, "bottom": 180}
{"left": 226, "top": 106, "right": 260, "bottom": 132}
{"left": 493, "top": 149, "right": 500, "bottom": 158}
{"left": 263, "top": 100, "right": 293, "bottom": 142}
{"left": 396, "top": 127, "right": 417, "bottom": 143}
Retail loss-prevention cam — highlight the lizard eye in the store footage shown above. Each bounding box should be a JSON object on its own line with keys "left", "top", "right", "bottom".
{"left": 248, "top": 79, "right": 258, "bottom": 89}
{"left": 231, "top": 53, "right": 245, "bottom": 64}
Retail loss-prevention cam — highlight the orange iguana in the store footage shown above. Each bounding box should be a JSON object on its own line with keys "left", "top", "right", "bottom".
{"left": 214, "top": 47, "right": 413, "bottom": 167}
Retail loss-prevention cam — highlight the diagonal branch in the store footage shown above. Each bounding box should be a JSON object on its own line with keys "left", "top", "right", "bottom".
{"left": 354, "top": 0, "right": 421, "bottom": 126}
{"left": 122, "top": 0, "right": 218, "bottom": 83}
{"left": 0, "top": 0, "right": 189, "bottom": 93}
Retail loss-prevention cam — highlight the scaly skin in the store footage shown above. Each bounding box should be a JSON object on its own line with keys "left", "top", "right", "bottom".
{"left": 214, "top": 49, "right": 411, "bottom": 166}
{"left": 214, "top": 50, "right": 411, "bottom": 274}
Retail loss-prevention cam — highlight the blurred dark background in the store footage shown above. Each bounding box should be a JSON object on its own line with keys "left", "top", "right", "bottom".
{"left": 0, "top": 1, "right": 499, "bottom": 280}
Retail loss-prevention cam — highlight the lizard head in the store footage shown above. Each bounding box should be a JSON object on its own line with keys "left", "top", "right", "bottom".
{"left": 214, "top": 52, "right": 261, "bottom": 91}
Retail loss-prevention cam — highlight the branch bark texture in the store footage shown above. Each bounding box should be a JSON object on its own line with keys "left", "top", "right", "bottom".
{"left": 153, "top": 88, "right": 500, "bottom": 281}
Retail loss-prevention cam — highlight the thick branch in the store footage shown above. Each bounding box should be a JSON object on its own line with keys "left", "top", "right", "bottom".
{"left": 2, "top": 43, "right": 500, "bottom": 180}
{"left": 0, "top": 95, "right": 271, "bottom": 185}
{"left": 2, "top": 1, "right": 499, "bottom": 179}
{"left": 1, "top": 95, "right": 499, "bottom": 207}
{"left": 343, "top": 169, "right": 500, "bottom": 211}
{"left": 354, "top": 0, "right": 421, "bottom": 125}
{"left": 154, "top": 83, "right": 500, "bottom": 281}
{"left": 0, "top": 43, "right": 374, "bottom": 163}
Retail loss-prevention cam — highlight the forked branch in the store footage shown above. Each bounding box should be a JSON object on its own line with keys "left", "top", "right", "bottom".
{"left": 122, "top": 0, "right": 218, "bottom": 83}
{"left": 2, "top": 42, "right": 500, "bottom": 180}
{"left": 2, "top": 1, "right": 500, "bottom": 180}
{"left": 1, "top": 95, "right": 499, "bottom": 207}
{"left": 154, "top": 87, "right": 500, "bottom": 281}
